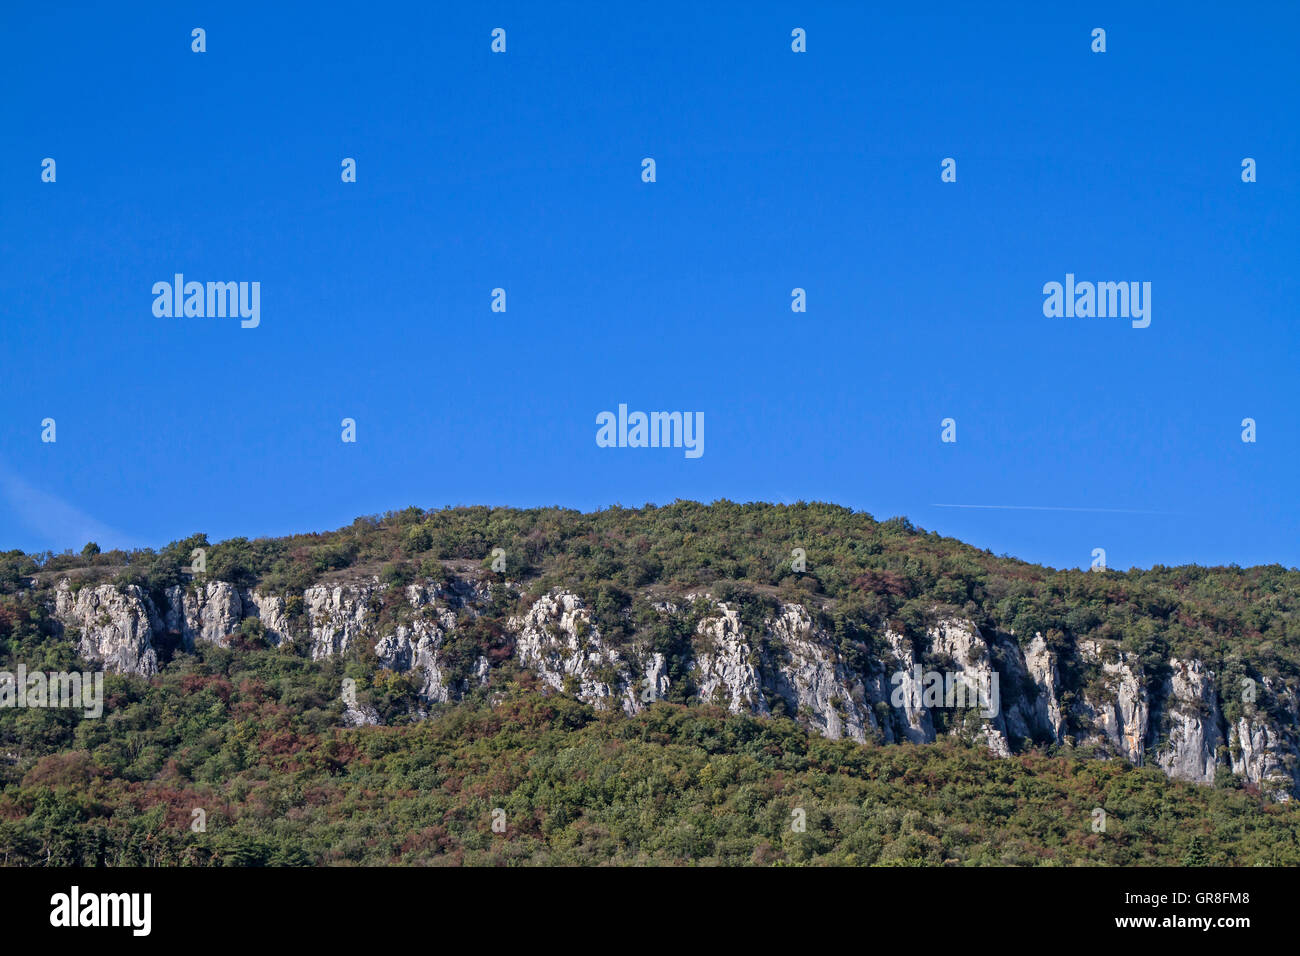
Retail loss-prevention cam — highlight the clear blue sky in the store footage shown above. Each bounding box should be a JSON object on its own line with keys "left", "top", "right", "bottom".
{"left": 2, "top": 1, "right": 1297, "bottom": 571}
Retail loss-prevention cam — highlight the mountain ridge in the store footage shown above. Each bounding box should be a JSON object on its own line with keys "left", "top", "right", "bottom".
{"left": 6, "top": 500, "right": 1298, "bottom": 800}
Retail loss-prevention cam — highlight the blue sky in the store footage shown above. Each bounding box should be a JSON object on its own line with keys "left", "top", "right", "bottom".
{"left": 2, "top": 1, "right": 1297, "bottom": 571}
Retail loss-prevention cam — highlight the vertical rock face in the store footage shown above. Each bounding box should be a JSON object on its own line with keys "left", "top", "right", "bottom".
{"left": 511, "top": 590, "right": 640, "bottom": 715}
{"left": 692, "top": 605, "right": 767, "bottom": 716}
{"left": 882, "top": 628, "right": 935, "bottom": 744}
{"left": 927, "top": 618, "right": 1012, "bottom": 756}
{"left": 374, "top": 623, "right": 447, "bottom": 703}
{"left": 53, "top": 582, "right": 159, "bottom": 676}
{"left": 304, "top": 584, "right": 376, "bottom": 659}
{"left": 1024, "top": 634, "right": 1066, "bottom": 744}
{"left": 1227, "top": 680, "right": 1300, "bottom": 799}
{"left": 766, "top": 605, "right": 875, "bottom": 742}
{"left": 1154, "top": 658, "right": 1223, "bottom": 785}
{"left": 244, "top": 591, "right": 293, "bottom": 644}
{"left": 642, "top": 651, "right": 671, "bottom": 705}
{"left": 45, "top": 576, "right": 1300, "bottom": 799}
{"left": 1078, "top": 641, "right": 1149, "bottom": 765}
{"left": 181, "top": 581, "right": 245, "bottom": 649}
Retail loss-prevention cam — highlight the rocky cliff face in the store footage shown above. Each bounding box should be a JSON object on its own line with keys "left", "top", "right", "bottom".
{"left": 53, "top": 583, "right": 159, "bottom": 676}
{"left": 48, "top": 575, "right": 1300, "bottom": 799}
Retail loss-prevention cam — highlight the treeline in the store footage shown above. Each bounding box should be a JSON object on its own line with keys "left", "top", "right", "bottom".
{"left": 7, "top": 501, "right": 1299, "bottom": 687}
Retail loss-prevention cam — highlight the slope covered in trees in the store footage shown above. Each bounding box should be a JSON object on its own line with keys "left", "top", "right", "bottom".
{"left": 2, "top": 501, "right": 1298, "bottom": 865}
{"left": 2, "top": 641, "right": 1298, "bottom": 866}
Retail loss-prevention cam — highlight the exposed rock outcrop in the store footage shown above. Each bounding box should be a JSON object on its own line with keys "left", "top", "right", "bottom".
{"left": 1078, "top": 641, "right": 1149, "bottom": 764}
{"left": 1154, "top": 658, "right": 1223, "bottom": 785}
{"left": 1024, "top": 634, "right": 1067, "bottom": 744}
{"left": 511, "top": 590, "right": 641, "bottom": 714}
{"left": 46, "top": 574, "right": 1300, "bottom": 799}
{"left": 53, "top": 582, "right": 159, "bottom": 676}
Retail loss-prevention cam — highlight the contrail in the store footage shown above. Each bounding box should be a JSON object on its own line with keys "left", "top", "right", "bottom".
{"left": 931, "top": 503, "right": 1175, "bottom": 516}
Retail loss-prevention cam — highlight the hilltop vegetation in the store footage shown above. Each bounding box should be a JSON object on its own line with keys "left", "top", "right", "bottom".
{"left": 8, "top": 500, "right": 1299, "bottom": 684}
{"left": 2, "top": 501, "right": 1299, "bottom": 866}
{"left": 1, "top": 637, "right": 1298, "bottom": 866}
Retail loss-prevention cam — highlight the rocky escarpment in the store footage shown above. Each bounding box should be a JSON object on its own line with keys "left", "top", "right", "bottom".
{"left": 54, "top": 583, "right": 160, "bottom": 676}
{"left": 48, "top": 575, "right": 1300, "bottom": 800}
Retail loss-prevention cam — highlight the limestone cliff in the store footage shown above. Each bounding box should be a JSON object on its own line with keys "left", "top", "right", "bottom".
{"left": 49, "top": 574, "right": 1300, "bottom": 799}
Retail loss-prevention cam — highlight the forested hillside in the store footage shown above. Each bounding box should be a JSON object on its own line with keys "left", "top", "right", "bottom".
{"left": 2, "top": 501, "right": 1298, "bottom": 865}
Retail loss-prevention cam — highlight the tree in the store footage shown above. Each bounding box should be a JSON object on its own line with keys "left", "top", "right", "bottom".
{"left": 1182, "top": 834, "right": 1210, "bottom": 866}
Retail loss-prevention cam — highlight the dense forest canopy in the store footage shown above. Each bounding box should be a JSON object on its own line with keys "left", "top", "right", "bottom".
{"left": 3, "top": 501, "right": 1298, "bottom": 866}
{"left": 2, "top": 652, "right": 1299, "bottom": 866}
